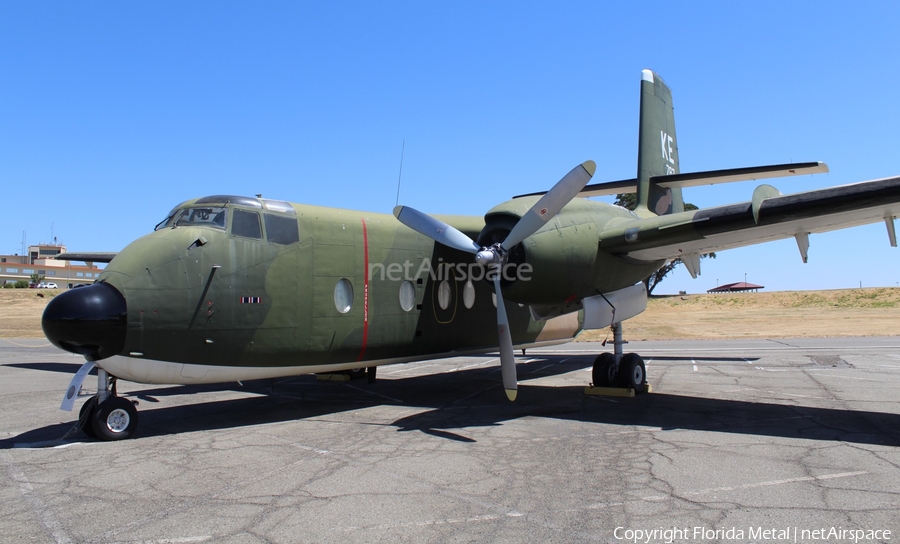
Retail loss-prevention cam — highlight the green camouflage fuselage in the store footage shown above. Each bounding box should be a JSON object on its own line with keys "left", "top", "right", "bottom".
{"left": 99, "top": 195, "right": 662, "bottom": 372}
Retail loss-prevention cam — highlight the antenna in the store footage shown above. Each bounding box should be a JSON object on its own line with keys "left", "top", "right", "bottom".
{"left": 21, "top": 231, "right": 26, "bottom": 256}
{"left": 395, "top": 140, "right": 405, "bottom": 207}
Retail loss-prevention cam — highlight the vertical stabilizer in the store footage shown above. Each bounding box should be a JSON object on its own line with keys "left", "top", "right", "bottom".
{"left": 636, "top": 69, "right": 684, "bottom": 216}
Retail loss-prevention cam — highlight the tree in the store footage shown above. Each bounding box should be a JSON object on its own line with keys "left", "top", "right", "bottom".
{"left": 614, "top": 193, "right": 716, "bottom": 295}
{"left": 29, "top": 273, "right": 45, "bottom": 288}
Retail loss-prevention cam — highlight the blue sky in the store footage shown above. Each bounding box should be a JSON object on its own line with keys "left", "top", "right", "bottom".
{"left": 2, "top": 2, "right": 898, "bottom": 294}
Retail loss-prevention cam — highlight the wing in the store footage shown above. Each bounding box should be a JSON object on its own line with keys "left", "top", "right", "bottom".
{"left": 598, "top": 176, "right": 900, "bottom": 265}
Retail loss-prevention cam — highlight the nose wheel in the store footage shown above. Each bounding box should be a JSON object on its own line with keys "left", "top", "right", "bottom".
{"left": 79, "top": 368, "right": 139, "bottom": 441}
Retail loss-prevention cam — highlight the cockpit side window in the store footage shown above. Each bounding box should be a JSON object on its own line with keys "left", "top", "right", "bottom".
{"left": 174, "top": 207, "right": 227, "bottom": 230}
{"left": 232, "top": 209, "right": 262, "bottom": 239}
{"left": 264, "top": 213, "right": 300, "bottom": 245}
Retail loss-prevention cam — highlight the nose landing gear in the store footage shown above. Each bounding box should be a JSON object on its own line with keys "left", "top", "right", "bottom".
{"left": 77, "top": 368, "right": 139, "bottom": 441}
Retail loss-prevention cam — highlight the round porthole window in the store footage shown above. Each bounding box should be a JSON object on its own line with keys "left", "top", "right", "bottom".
{"left": 334, "top": 278, "right": 353, "bottom": 314}
{"left": 463, "top": 280, "right": 475, "bottom": 309}
{"left": 399, "top": 280, "right": 415, "bottom": 312}
{"left": 438, "top": 280, "right": 451, "bottom": 310}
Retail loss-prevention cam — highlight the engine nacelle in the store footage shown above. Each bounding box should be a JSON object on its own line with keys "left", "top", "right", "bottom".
{"left": 479, "top": 197, "right": 601, "bottom": 306}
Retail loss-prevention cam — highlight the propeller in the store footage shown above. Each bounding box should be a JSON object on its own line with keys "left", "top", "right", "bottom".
{"left": 394, "top": 160, "right": 596, "bottom": 401}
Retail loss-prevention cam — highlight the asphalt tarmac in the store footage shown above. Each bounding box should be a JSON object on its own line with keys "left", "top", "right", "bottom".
{"left": 1, "top": 337, "right": 898, "bottom": 543}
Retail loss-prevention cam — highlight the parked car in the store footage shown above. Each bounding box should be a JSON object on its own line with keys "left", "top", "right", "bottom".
{"left": 36, "top": 282, "right": 58, "bottom": 289}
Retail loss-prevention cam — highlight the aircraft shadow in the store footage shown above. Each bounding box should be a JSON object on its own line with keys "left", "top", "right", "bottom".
{"left": 3, "top": 356, "right": 898, "bottom": 448}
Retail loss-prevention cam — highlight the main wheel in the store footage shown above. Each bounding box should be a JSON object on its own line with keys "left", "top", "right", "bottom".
{"left": 79, "top": 396, "right": 98, "bottom": 438}
{"left": 591, "top": 353, "right": 616, "bottom": 387}
{"left": 91, "top": 397, "right": 138, "bottom": 441}
{"left": 617, "top": 353, "right": 647, "bottom": 393}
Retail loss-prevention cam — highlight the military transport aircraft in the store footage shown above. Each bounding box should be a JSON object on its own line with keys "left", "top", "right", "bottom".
{"left": 42, "top": 70, "right": 900, "bottom": 440}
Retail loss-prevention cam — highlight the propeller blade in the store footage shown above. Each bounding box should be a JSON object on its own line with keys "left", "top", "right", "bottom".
{"left": 493, "top": 273, "right": 517, "bottom": 401}
{"left": 393, "top": 205, "right": 480, "bottom": 254}
{"left": 502, "top": 160, "right": 596, "bottom": 251}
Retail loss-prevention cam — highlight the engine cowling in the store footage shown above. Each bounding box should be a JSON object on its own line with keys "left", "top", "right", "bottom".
{"left": 478, "top": 197, "right": 601, "bottom": 306}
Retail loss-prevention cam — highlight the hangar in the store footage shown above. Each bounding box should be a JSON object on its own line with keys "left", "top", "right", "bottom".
{"left": 707, "top": 281, "right": 765, "bottom": 293}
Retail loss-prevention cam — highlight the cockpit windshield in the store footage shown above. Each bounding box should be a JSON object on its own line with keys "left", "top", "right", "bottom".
{"left": 174, "top": 207, "right": 227, "bottom": 229}
{"left": 155, "top": 206, "right": 227, "bottom": 230}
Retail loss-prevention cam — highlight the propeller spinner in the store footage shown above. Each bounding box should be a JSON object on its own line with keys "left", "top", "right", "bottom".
{"left": 393, "top": 160, "right": 596, "bottom": 401}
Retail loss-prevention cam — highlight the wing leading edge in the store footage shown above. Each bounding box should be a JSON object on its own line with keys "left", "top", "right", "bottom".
{"left": 599, "top": 175, "right": 900, "bottom": 264}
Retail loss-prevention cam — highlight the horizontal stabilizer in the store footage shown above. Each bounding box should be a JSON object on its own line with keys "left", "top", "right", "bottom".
{"left": 652, "top": 161, "right": 828, "bottom": 189}
{"left": 55, "top": 252, "right": 117, "bottom": 264}
{"left": 517, "top": 162, "right": 828, "bottom": 200}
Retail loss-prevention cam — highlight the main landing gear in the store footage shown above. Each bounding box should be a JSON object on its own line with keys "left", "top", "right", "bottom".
{"left": 79, "top": 368, "right": 139, "bottom": 441}
{"left": 590, "top": 322, "right": 648, "bottom": 394}
{"left": 316, "top": 366, "right": 377, "bottom": 383}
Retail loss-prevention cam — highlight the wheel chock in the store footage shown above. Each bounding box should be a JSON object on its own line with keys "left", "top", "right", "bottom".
{"left": 584, "top": 384, "right": 652, "bottom": 397}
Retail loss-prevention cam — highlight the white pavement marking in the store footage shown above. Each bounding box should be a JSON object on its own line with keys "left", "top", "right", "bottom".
{"left": 383, "top": 363, "right": 439, "bottom": 375}
{"left": 529, "top": 358, "right": 565, "bottom": 374}
{"left": 106, "top": 537, "right": 213, "bottom": 544}
{"left": 335, "top": 512, "right": 525, "bottom": 533}
{"left": 589, "top": 471, "right": 869, "bottom": 508}
{"left": 804, "top": 372, "right": 881, "bottom": 382}
{"left": 676, "top": 470, "right": 869, "bottom": 498}
{"left": 14, "top": 441, "right": 86, "bottom": 450}
{"left": 3, "top": 451, "right": 73, "bottom": 544}
{"left": 449, "top": 358, "right": 499, "bottom": 372}
{"left": 341, "top": 383, "right": 406, "bottom": 404}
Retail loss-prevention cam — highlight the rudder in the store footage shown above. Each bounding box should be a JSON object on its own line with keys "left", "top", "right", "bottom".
{"left": 636, "top": 69, "right": 684, "bottom": 216}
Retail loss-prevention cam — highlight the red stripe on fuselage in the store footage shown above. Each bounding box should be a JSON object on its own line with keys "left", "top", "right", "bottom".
{"left": 357, "top": 218, "right": 369, "bottom": 361}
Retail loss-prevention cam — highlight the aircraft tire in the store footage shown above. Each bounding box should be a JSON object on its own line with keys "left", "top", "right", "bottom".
{"left": 79, "top": 396, "right": 98, "bottom": 438}
{"left": 91, "top": 397, "right": 138, "bottom": 441}
{"left": 617, "top": 353, "right": 647, "bottom": 394}
{"left": 591, "top": 353, "right": 616, "bottom": 387}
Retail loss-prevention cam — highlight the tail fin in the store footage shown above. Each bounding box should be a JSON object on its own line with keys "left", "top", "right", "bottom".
{"left": 636, "top": 69, "right": 684, "bottom": 216}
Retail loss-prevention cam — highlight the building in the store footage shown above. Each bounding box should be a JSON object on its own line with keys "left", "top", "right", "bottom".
{"left": 1, "top": 244, "right": 104, "bottom": 288}
{"left": 707, "top": 281, "right": 764, "bottom": 293}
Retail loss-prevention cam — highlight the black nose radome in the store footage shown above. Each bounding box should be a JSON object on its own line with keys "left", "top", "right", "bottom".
{"left": 42, "top": 282, "right": 127, "bottom": 361}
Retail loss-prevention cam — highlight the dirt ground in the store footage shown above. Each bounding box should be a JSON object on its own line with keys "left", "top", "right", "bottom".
{"left": 0, "top": 289, "right": 59, "bottom": 339}
{"left": 2, "top": 287, "right": 899, "bottom": 340}
{"left": 578, "top": 287, "right": 900, "bottom": 341}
